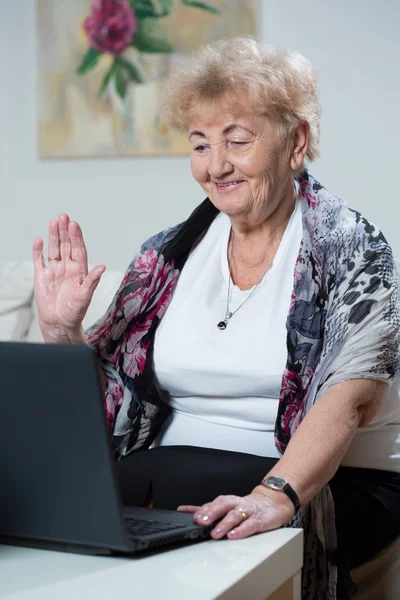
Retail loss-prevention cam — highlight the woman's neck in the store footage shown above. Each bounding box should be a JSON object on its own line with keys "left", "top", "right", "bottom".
{"left": 229, "top": 184, "right": 296, "bottom": 287}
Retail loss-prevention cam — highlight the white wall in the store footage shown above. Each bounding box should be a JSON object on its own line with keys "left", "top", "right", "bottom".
{"left": 261, "top": 0, "right": 400, "bottom": 254}
{"left": 1, "top": 0, "right": 399, "bottom": 271}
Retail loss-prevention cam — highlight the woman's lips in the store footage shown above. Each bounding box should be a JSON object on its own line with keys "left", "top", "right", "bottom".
{"left": 214, "top": 180, "right": 245, "bottom": 192}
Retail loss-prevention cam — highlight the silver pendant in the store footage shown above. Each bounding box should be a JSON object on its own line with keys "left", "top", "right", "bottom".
{"left": 217, "top": 312, "right": 232, "bottom": 330}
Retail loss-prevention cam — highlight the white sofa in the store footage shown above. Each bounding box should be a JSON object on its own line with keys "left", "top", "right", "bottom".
{"left": 0, "top": 261, "right": 125, "bottom": 343}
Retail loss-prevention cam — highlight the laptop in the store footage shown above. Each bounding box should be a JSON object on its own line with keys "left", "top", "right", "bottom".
{"left": 0, "top": 342, "right": 210, "bottom": 555}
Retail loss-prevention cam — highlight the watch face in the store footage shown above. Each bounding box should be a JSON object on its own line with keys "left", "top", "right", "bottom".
{"left": 265, "top": 476, "right": 286, "bottom": 490}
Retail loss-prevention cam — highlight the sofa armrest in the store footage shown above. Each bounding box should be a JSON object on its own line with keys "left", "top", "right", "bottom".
{"left": 0, "top": 261, "right": 34, "bottom": 341}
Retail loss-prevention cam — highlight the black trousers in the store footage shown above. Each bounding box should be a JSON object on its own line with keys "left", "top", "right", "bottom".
{"left": 115, "top": 445, "right": 400, "bottom": 570}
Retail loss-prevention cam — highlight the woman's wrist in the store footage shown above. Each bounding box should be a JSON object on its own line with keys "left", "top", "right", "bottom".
{"left": 40, "top": 323, "right": 88, "bottom": 345}
{"left": 251, "top": 484, "right": 296, "bottom": 522}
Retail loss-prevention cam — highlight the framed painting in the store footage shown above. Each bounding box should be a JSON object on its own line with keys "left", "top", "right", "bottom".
{"left": 37, "top": 0, "right": 257, "bottom": 158}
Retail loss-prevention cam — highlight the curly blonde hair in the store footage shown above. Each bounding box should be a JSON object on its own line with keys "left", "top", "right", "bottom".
{"left": 161, "top": 37, "right": 322, "bottom": 163}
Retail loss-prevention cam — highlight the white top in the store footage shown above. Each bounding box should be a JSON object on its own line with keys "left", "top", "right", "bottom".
{"left": 153, "top": 202, "right": 400, "bottom": 472}
{"left": 153, "top": 201, "right": 303, "bottom": 459}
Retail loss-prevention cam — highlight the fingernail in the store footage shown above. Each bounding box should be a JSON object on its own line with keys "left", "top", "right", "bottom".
{"left": 212, "top": 527, "right": 222, "bottom": 539}
{"left": 202, "top": 515, "right": 209, "bottom": 522}
{"left": 228, "top": 529, "right": 236, "bottom": 537}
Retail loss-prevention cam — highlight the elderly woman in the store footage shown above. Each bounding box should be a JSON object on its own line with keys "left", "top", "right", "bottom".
{"left": 33, "top": 38, "right": 399, "bottom": 599}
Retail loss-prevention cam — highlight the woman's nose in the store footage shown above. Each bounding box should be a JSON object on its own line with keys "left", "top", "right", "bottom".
{"left": 208, "top": 147, "right": 234, "bottom": 179}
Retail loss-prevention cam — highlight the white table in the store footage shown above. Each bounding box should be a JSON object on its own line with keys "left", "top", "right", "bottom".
{"left": 0, "top": 529, "right": 303, "bottom": 600}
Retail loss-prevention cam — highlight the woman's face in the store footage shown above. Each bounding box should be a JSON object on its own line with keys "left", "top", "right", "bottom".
{"left": 189, "top": 102, "right": 298, "bottom": 227}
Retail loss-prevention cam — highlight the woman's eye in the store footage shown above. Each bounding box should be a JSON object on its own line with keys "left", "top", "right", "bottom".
{"left": 195, "top": 145, "right": 208, "bottom": 152}
{"left": 230, "top": 141, "right": 248, "bottom": 147}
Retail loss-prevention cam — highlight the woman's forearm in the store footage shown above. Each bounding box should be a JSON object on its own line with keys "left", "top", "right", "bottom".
{"left": 253, "top": 379, "right": 387, "bottom": 509}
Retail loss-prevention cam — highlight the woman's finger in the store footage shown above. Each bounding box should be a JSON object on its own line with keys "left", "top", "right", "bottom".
{"left": 69, "top": 221, "right": 88, "bottom": 272}
{"left": 193, "top": 495, "right": 242, "bottom": 526}
{"left": 47, "top": 218, "right": 60, "bottom": 263}
{"left": 81, "top": 265, "right": 106, "bottom": 296}
{"left": 58, "top": 213, "right": 71, "bottom": 261}
{"left": 177, "top": 505, "right": 201, "bottom": 513}
{"left": 32, "top": 237, "right": 45, "bottom": 271}
{"left": 225, "top": 516, "right": 260, "bottom": 540}
{"left": 208, "top": 505, "right": 254, "bottom": 539}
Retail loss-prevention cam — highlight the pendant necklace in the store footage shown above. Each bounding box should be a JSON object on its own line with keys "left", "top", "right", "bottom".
{"left": 217, "top": 232, "right": 272, "bottom": 330}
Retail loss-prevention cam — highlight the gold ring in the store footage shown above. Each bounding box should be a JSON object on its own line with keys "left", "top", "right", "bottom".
{"left": 48, "top": 257, "right": 61, "bottom": 262}
{"left": 236, "top": 507, "right": 247, "bottom": 521}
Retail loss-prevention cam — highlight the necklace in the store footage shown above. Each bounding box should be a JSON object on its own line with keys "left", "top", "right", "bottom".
{"left": 217, "top": 233, "right": 272, "bottom": 330}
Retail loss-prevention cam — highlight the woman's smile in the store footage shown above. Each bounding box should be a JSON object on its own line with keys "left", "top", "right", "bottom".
{"left": 213, "top": 180, "right": 246, "bottom": 193}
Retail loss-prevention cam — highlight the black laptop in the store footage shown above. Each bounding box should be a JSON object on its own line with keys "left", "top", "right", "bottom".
{"left": 0, "top": 342, "right": 209, "bottom": 554}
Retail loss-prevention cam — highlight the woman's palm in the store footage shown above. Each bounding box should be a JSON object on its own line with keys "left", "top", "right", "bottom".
{"left": 33, "top": 215, "right": 105, "bottom": 336}
{"left": 35, "top": 259, "right": 91, "bottom": 330}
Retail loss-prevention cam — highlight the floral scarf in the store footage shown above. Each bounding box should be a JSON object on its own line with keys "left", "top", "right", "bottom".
{"left": 87, "top": 172, "right": 400, "bottom": 599}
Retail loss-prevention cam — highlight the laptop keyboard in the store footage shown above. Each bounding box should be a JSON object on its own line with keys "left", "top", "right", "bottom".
{"left": 124, "top": 516, "right": 187, "bottom": 537}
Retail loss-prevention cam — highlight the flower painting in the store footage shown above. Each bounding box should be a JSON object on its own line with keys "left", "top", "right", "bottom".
{"left": 37, "top": 0, "right": 257, "bottom": 158}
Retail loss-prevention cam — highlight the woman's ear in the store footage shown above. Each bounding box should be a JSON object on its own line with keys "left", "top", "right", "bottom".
{"left": 290, "top": 121, "right": 310, "bottom": 171}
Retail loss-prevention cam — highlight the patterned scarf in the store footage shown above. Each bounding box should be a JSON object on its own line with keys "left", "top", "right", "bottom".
{"left": 87, "top": 172, "right": 400, "bottom": 599}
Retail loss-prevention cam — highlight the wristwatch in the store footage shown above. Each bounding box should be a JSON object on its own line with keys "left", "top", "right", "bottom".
{"left": 261, "top": 476, "right": 300, "bottom": 513}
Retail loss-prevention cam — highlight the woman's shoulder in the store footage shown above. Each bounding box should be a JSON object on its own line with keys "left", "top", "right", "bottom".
{"left": 303, "top": 172, "right": 393, "bottom": 263}
{"left": 139, "top": 222, "right": 184, "bottom": 254}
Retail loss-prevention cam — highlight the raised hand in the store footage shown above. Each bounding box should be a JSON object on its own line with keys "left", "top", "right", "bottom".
{"left": 32, "top": 214, "right": 106, "bottom": 343}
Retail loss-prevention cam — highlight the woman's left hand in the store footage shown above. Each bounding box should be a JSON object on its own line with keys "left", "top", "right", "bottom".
{"left": 177, "top": 486, "right": 295, "bottom": 540}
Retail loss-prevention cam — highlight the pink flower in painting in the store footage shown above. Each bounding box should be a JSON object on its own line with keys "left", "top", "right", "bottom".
{"left": 301, "top": 180, "right": 318, "bottom": 207}
{"left": 84, "top": 0, "right": 137, "bottom": 55}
